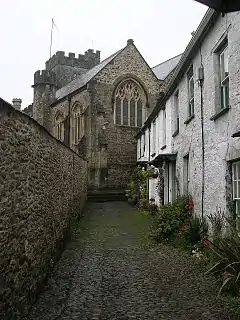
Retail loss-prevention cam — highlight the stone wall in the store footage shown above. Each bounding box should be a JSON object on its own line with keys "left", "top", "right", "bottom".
{"left": 88, "top": 42, "right": 160, "bottom": 189}
{"left": 50, "top": 41, "right": 161, "bottom": 190}
{"left": 0, "top": 98, "right": 87, "bottom": 318}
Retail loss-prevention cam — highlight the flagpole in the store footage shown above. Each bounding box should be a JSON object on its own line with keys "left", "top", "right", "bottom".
{"left": 50, "top": 18, "right": 54, "bottom": 58}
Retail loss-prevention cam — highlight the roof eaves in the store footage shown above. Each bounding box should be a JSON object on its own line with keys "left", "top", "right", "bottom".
{"left": 137, "top": 8, "right": 219, "bottom": 138}
{"left": 50, "top": 84, "right": 88, "bottom": 107}
{"left": 164, "top": 8, "right": 219, "bottom": 99}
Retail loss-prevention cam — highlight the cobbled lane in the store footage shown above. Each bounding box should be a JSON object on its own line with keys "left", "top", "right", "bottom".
{"left": 26, "top": 202, "right": 231, "bottom": 320}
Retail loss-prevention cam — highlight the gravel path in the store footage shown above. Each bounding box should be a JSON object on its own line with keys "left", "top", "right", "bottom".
{"left": 26, "top": 201, "right": 231, "bottom": 320}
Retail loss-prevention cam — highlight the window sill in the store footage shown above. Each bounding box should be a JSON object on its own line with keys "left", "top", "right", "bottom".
{"left": 115, "top": 124, "right": 140, "bottom": 129}
{"left": 161, "top": 145, "right": 166, "bottom": 150}
{"left": 184, "top": 114, "right": 195, "bottom": 125}
{"left": 151, "top": 153, "right": 156, "bottom": 158}
{"left": 172, "top": 129, "right": 179, "bottom": 137}
{"left": 210, "top": 106, "right": 230, "bottom": 121}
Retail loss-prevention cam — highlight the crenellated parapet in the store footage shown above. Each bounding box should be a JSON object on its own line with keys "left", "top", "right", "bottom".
{"left": 45, "top": 49, "right": 101, "bottom": 71}
{"left": 33, "top": 70, "right": 57, "bottom": 87}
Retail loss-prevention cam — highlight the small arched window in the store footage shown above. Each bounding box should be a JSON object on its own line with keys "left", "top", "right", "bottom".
{"left": 54, "top": 112, "right": 64, "bottom": 141}
{"left": 71, "top": 103, "right": 84, "bottom": 146}
{"left": 113, "top": 79, "right": 146, "bottom": 127}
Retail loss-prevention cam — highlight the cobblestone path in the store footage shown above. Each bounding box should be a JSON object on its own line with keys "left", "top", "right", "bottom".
{"left": 27, "top": 202, "right": 231, "bottom": 320}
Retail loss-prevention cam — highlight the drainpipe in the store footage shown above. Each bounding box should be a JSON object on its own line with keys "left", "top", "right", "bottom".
{"left": 198, "top": 64, "right": 205, "bottom": 219}
{"left": 148, "top": 125, "right": 151, "bottom": 200}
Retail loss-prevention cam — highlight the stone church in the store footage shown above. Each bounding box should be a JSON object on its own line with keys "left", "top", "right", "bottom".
{"left": 28, "top": 39, "right": 179, "bottom": 190}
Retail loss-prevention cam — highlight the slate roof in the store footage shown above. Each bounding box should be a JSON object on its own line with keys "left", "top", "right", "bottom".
{"left": 55, "top": 45, "right": 181, "bottom": 101}
{"left": 152, "top": 53, "right": 182, "bottom": 80}
{"left": 56, "top": 49, "right": 123, "bottom": 100}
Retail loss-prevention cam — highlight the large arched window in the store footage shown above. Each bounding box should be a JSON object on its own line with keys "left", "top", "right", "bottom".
{"left": 54, "top": 111, "right": 64, "bottom": 141}
{"left": 114, "top": 79, "right": 146, "bottom": 127}
{"left": 71, "top": 103, "right": 84, "bottom": 146}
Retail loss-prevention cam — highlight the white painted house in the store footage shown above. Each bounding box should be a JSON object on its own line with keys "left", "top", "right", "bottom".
{"left": 137, "top": 9, "right": 240, "bottom": 227}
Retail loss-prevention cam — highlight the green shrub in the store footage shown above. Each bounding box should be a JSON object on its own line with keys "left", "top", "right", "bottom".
{"left": 151, "top": 196, "right": 192, "bottom": 242}
{"left": 128, "top": 167, "right": 148, "bottom": 204}
{"left": 140, "top": 198, "right": 149, "bottom": 210}
{"left": 148, "top": 203, "right": 159, "bottom": 216}
{"left": 127, "top": 180, "right": 135, "bottom": 198}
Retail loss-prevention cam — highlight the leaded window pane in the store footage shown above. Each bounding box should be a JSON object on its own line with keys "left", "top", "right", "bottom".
{"left": 130, "top": 99, "right": 135, "bottom": 126}
{"left": 114, "top": 80, "right": 145, "bottom": 127}
{"left": 123, "top": 99, "right": 128, "bottom": 125}
{"left": 115, "top": 97, "right": 121, "bottom": 125}
{"left": 137, "top": 100, "right": 142, "bottom": 127}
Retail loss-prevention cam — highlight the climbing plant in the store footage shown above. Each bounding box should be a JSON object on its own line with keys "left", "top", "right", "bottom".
{"left": 127, "top": 166, "right": 148, "bottom": 207}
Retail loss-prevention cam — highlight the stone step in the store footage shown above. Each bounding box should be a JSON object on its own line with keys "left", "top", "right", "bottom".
{"left": 87, "top": 189, "right": 126, "bottom": 202}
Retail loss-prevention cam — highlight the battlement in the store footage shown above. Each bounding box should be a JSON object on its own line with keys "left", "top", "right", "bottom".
{"left": 45, "top": 49, "right": 101, "bottom": 70}
{"left": 33, "top": 70, "right": 57, "bottom": 86}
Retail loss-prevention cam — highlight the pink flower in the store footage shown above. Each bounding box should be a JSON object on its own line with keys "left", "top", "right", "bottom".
{"left": 223, "top": 270, "right": 229, "bottom": 280}
{"left": 180, "top": 224, "right": 189, "bottom": 230}
{"left": 202, "top": 238, "right": 209, "bottom": 248}
{"left": 177, "top": 232, "right": 183, "bottom": 238}
{"left": 188, "top": 201, "right": 194, "bottom": 210}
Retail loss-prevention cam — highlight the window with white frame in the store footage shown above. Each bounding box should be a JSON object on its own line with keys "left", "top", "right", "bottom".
{"left": 232, "top": 161, "right": 240, "bottom": 229}
{"left": 137, "top": 138, "right": 141, "bottom": 159}
{"left": 152, "top": 121, "right": 156, "bottom": 155}
{"left": 141, "top": 133, "right": 145, "bottom": 157}
{"left": 219, "top": 45, "right": 229, "bottom": 109}
{"left": 187, "top": 66, "right": 194, "bottom": 118}
{"left": 174, "top": 90, "right": 179, "bottom": 133}
{"left": 162, "top": 109, "right": 166, "bottom": 147}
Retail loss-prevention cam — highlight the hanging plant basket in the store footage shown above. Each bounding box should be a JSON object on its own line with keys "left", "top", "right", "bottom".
{"left": 149, "top": 171, "right": 159, "bottom": 179}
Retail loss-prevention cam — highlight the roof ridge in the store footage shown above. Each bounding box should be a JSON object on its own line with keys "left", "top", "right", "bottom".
{"left": 152, "top": 53, "right": 183, "bottom": 69}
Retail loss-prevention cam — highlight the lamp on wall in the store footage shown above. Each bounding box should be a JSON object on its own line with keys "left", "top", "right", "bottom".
{"left": 193, "top": 0, "right": 240, "bottom": 13}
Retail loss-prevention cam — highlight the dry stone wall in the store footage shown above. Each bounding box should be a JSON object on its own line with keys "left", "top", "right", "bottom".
{"left": 0, "top": 98, "right": 87, "bottom": 318}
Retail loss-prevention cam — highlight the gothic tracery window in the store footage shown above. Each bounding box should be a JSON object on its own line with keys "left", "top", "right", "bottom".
{"left": 114, "top": 79, "right": 146, "bottom": 127}
{"left": 54, "top": 111, "right": 64, "bottom": 141}
{"left": 71, "top": 103, "right": 84, "bottom": 146}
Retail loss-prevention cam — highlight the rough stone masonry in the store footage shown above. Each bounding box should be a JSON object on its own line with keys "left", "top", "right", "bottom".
{"left": 0, "top": 98, "right": 87, "bottom": 319}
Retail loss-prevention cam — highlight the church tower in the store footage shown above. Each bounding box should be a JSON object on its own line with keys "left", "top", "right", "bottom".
{"left": 32, "top": 70, "right": 56, "bottom": 132}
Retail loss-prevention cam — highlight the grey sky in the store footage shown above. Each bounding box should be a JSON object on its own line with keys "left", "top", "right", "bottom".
{"left": 1, "top": 0, "right": 207, "bottom": 108}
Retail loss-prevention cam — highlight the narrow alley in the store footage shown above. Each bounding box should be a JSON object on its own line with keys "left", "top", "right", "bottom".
{"left": 26, "top": 202, "right": 229, "bottom": 320}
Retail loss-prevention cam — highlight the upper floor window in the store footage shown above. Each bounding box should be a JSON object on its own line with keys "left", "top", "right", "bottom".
{"left": 71, "top": 104, "right": 84, "bottom": 146}
{"left": 187, "top": 66, "right": 194, "bottom": 117}
{"left": 114, "top": 79, "right": 146, "bottom": 127}
{"left": 54, "top": 112, "right": 64, "bottom": 141}
{"left": 152, "top": 120, "right": 156, "bottom": 155}
{"left": 162, "top": 109, "right": 166, "bottom": 147}
{"left": 173, "top": 90, "right": 179, "bottom": 134}
{"left": 219, "top": 45, "right": 229, "bottom": 109}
